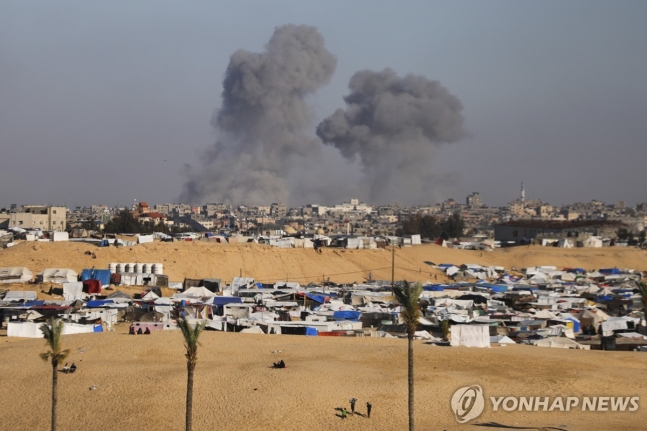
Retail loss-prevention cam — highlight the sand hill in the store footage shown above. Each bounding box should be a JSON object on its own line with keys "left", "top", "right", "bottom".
{"left": 1, "top": 241, "right": 646, "bottom": 286}
{"left": 0, "top": 331, "right": 646, "bottom": 430}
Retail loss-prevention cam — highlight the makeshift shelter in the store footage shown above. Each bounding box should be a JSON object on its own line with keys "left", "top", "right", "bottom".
{"left": 583, "top": 236, "right": 603, "bottom": 248}
{"left": 202, "top": 278, "right": 222, "bottom": 293}
{"left": 175, "top": 286, "right": 216, "bottom": 299}
{"left": 81, "top": 269, "right": 112, "bottom": 287}
{"left": 0, "top": 267, "right": 33, "bottom": 284}
{"left": 83, "top": 279, "right": 102, "bottom": 294}
{"left": 63, "top": 282, "right": 84, "bottom": 301}
{"left": 450, "top": 325, "right": 490, "bottom": 348}
{"left": 534, "top": 336, "right": 588, "bottom": 350}
{"left": 2, "top": 291, "right": 38, "bottom": 302}
{"left": 38, "top": 268, "right": 78, "bottom": 284}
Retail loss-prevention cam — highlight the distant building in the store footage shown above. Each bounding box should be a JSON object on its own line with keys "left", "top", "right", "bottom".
{"left": 494, "top": 220, "right": 626, "bottom": 243}
{"left": 9, "top": 205, "right": 67, "bottom": 231}
{"left": 466, "top": 192, "right": 482, "bottom": 209}
{"left": 270, "top": 202, "right": 287, "bottom": 219}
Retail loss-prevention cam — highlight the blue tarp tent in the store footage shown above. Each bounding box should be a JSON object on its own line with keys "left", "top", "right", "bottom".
{"left": 23, "top": 300, "right": 46, "bottom": 307}
{"left": 563, "top": 316, "right": 581, "bottom": 333}
{"left": 597, "top": 295, "right": 614, "bottom": 302}
{"left": 513, "top": 286, "right": 538, "bottom": 291}
{"left": 305, "top": 327, "right": 318, "bottom": 336}
{"left": 81, "top": 269, "right": 112, "bottom": 286}
{"left": 599, "top": 268, "right": 620, "bottom": 275}
{"left": 438, "top": 264, "right": 455, "bottom": 269}
{"left": 423, "top": 285, "right": 445, "bottom": 291}
{"left": 93, "top": 324, "right": 103, "bottom": 332}
{"left": 211, "top": 297, "right": 242, "bottom": 306}
{"left": 86, "top": 300, "right": 114, "bottom": 308}
{"left": 305, "top": 293, "right": 326, "bottom": 304}
{"left": 333, "top": 311, "right": 361, "bottom": 321}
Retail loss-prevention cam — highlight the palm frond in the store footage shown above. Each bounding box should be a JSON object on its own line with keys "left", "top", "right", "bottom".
{"left": 393, "top": 281, "right": 423, "bottom": 333}
{"left": 178, "top": 318, "right": 206, "bottom": 364}
{"left": 40, "top": 318, "right": 68, "bottom": 365}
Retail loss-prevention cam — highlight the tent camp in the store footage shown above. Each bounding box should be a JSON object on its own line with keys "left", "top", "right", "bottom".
{"left": 38, "top": 268, "right": 78, "bottom": 284}
{"left": 0, "top": 267, "right": 34, "bottom": 284}
{"left": 174, "top": 286, "right": 216, "bottom": 299}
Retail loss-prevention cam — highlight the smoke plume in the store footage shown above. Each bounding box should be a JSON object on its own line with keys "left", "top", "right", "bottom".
{"left": 316, "top": 68, "right": 465, "bottom": 203}
{"left": 182, "top": 24, "right": 336, "bottom": 205}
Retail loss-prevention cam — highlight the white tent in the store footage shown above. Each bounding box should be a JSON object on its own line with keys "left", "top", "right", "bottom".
{"left": 38, "top": 268, "right": 78, "bottom": 284}
{"left": 450, "top": 325, "right": 490, "bottom": 348}
{"left": 141, "top": 291, "right": 160, "bottom": 300}
{"left": 583, "top": 236, "right": 603, "bottom": 248}
{"left": 240, "top": 326, "right": 265, "bottom": 334}
{"left": 174, "top": 286, "right": 216, "bottom": 299}
{"left": 63, "top": 282, "right": 84, "bottom": 301}
{"left": 0, "top": 267, "right": 34, "bottom": 284}
{"left": 7, "top": 321, "right": 98, "bottom": 338}
{"left": 557, "top": 239, "right": 573, "bottom": 248}
{"left": 534, "top": 336, "right": 589, "bottom": 349}
{"left": 3, "top": 291, "right": 38, "bottom": 302}
{"left": 490, "top": 335, "right": 516, "bottom": 344}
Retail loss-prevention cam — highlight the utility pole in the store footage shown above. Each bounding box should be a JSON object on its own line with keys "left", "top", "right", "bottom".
{"left": 391, "top": 242, "right": 395, "bottom": 294}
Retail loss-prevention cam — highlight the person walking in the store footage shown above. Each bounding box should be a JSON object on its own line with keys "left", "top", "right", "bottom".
{"left": 366, "top": 402, "right": 372, "bottom": 418}
{"left": 349, "top": 398, "right": 357, "bottom": 415}
{"left": 341, "top": 407, "right": 347, "bottom": 419}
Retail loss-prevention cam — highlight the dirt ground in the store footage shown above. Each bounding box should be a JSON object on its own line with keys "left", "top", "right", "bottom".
{"left": 1, "top": 241, "right": 646, "bottom": 286}
{"left": 0, "top": 330, "right": 646, "bottom": 430}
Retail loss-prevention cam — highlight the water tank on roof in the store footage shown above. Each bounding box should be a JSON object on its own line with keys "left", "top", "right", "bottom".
{"left": 109, "top": 263, "right": 117, "bottom": 274}
{"left": 152, "top": 263, "right": 163, "bottom": 275}
{"left": 125, "top": 263, "right": 135, "bottom": 273}
{"left": 116, "top": 263, "right": 125, "bottom": 273}
{"left": 134, "top": 263, "right": 144, "bottom": 274}
{"left": 143, "top": 263, "right": 152, "bottom": 274}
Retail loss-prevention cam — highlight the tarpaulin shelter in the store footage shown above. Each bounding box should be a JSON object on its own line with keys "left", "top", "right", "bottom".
{"left": 0, "top": 267, "right": 33, "bottom": 284}
{"left": 333, "top": 310, "right": 361, "bottom": 321}
{"left": 83, "top": 279, "right": 102, "bottom": 294}
{"left": 81, "top": 269, "right": 112, "bottom": 287}
{"left": 450, "top": 324, "right": 490, "bottom": 348}
{"left": 63, "top": 282, "right": 83, "bottom": 301}
{"left": 38, "top": 268, "right": 78, "bottom": 284}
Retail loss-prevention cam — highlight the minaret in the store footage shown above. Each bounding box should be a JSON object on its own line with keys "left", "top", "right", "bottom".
{"left": 521, "top": 181, "right": 525, "bottom": 205}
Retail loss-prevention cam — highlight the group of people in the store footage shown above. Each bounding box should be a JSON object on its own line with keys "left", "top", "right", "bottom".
{"left": 340, "top": 398, "right": 372, "bottom": 419}
{"left": 61, "top": 363, "right": 77, "bottom": 374}
{"left": 272, "top": 360, "right": 286, "bottom": 369}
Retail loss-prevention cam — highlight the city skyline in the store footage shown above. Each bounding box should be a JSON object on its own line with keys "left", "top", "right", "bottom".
{"left": 2, "top": 2, "right": 646, "bottom": 207}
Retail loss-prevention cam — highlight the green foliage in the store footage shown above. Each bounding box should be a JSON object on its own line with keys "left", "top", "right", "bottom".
{"left": 40, "top": 318, "right": 70, "bottom": 365}
{"left": 638, "top": 282, "right": 647, "bottom": 311}
{"left": 178, "top": 318, "right": 206, "bottom": 367}
{"left": 393, "top": 281, "right": 423, "bottom": 337}
{"left": 616, "top": 228, "right": 630, "bottom": 241}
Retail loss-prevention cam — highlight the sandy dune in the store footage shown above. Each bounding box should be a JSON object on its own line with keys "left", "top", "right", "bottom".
{"left": 0, "top": 330, "right": 646, "bottom": 430}
{"left": 1, "top": 242, "right": 646, "bottom": 286}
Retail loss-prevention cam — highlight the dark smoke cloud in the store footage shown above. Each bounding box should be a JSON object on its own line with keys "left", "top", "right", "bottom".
{"left": 316, "top": 68, "right": 465, "bottom": 204}
{"left": 182, "top": 24, "right": 336, "bottom": 205}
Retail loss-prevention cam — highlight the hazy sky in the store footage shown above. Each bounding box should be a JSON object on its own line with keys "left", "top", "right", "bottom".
{"left": 1, "top": 1, "right": 646, "bottom": 208}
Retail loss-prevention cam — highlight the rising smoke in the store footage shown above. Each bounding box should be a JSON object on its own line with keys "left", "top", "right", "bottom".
{"left": 181, "top": 24, "right": 336, "bottom": 205}
{"left": 316, "top": 68, "right": 465, "bottom": 204}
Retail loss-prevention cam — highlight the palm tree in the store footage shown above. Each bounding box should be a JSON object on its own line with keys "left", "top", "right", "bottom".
{"left": 40, "top": 318, "right": 70, "bottom": 431}
{"left": 178, "top": 318, "right": 206, "bottom": 431}
{"left": 638, "top": 282, "right": 647, "bottom": 313}
{"left": 393, "top": 281, "right": 423, "bottom": 431}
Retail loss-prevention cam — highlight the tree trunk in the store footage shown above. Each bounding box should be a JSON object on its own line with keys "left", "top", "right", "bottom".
{"left": 51, "top": 360, "right": 58, "bottom": 431}
{"left": 408, "top": 334, "right": 414, "bottom": 431}
{"left": 186, "top": 363, "right": 194, "bottom": 431}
